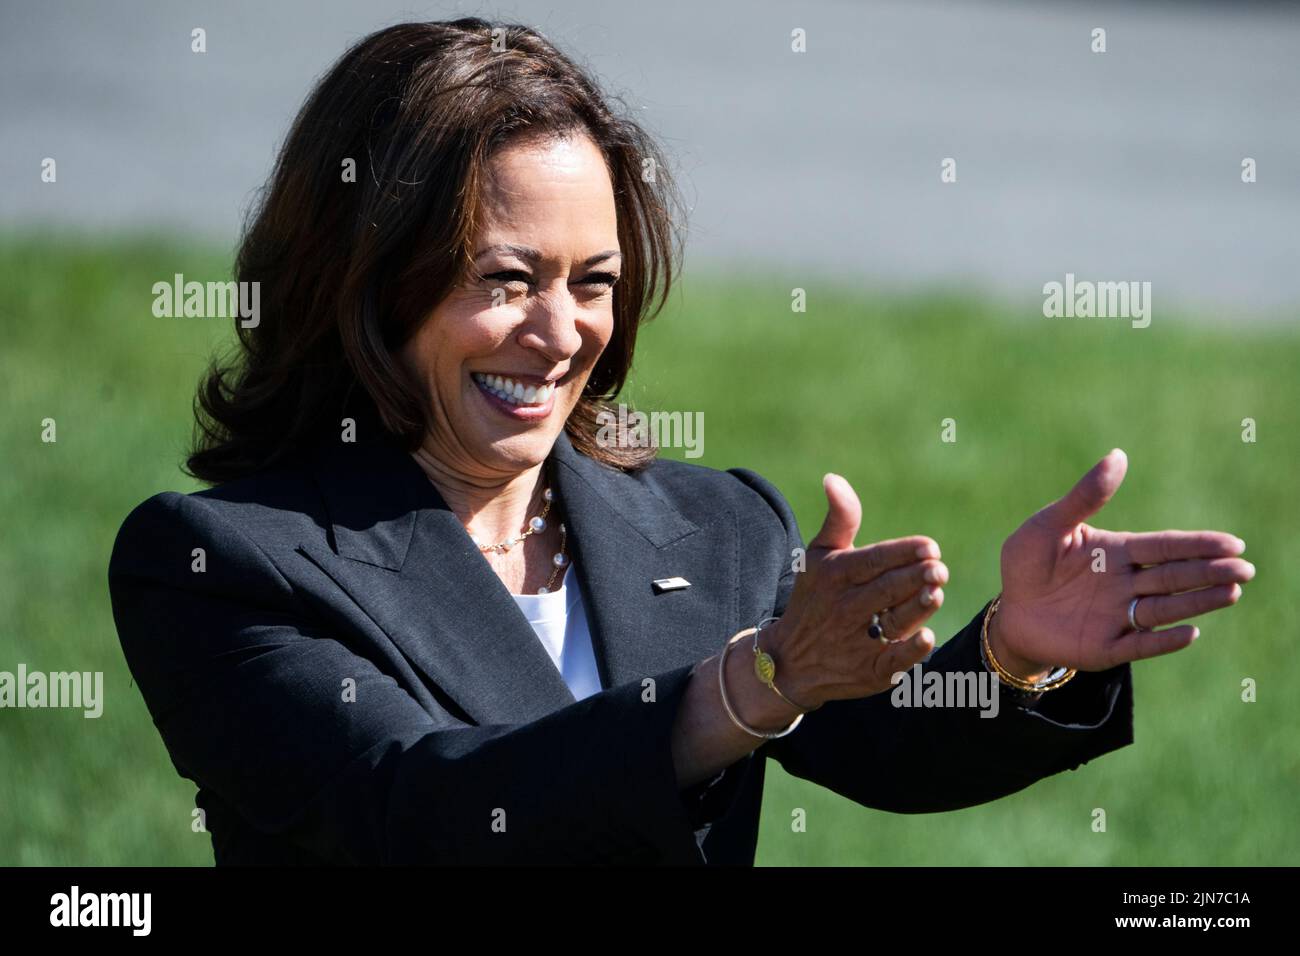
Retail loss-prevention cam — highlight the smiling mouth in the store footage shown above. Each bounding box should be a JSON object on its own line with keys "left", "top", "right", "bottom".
{"left": 471, "top": 372, "right": 557, "bottom": 407}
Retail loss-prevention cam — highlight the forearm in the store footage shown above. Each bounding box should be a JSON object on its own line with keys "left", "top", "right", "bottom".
{"left": 670, "top": 644, "right": 803, "bottom": 789}
{"left": 764, "top": 604, "right": 1134, "bottom": 813}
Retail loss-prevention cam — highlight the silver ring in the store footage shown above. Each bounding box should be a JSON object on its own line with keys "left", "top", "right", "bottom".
{"left": 1128, "top": 596, "right": 1142, "bottom": 631}
{"left": 868, "top": 611, "right": 885, "bottom": 642}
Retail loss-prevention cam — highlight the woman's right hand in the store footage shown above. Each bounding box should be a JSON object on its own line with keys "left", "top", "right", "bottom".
{"left": 763, "top": 473, "right": 948, "bottom": 710}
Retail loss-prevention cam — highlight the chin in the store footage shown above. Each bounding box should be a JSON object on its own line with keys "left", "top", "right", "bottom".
{"left": 482, "top": 429, "right": 560, "bottom": 471}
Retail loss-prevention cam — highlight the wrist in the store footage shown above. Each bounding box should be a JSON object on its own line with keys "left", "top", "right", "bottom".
{"left": 724, "top": 639, "right": 805, "bottom": 731}
{"left": 755, "top": 619, "right": 822, "bottom": 713}
{"left": 987, "top": 604, "right": 1054, "bottom": 684}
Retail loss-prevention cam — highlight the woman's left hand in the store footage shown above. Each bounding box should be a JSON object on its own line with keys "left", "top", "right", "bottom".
{"left": 992, "top": 449, "right": 1255, "bottom": 677}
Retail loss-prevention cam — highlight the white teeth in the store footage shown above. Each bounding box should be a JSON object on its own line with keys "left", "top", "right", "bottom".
{"left": 473, "top": 372, "right": 553, "bottom": 407}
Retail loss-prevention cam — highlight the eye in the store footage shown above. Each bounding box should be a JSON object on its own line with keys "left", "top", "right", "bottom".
{"left": 479, "top": 270, "right": 534, "bottom": 292}
{"left": 577, "top": 272, "right": 620, "bottom": 291}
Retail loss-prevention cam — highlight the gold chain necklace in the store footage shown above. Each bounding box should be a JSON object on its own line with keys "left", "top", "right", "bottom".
{"left": 468, "top": 486, "right": 570, "bottom": 594}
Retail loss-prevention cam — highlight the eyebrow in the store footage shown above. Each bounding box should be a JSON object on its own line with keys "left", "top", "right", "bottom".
{"left": 473, "top": 244, "right": 622, "bottom": 267}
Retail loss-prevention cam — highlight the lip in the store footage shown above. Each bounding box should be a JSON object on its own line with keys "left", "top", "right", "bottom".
{"left": 471, "top": 372, "right": 557, "bottom": 421}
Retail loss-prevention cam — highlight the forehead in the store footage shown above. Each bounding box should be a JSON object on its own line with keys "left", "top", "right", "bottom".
{"left": 477, "top": 133, "right": 617, "bottom": 243}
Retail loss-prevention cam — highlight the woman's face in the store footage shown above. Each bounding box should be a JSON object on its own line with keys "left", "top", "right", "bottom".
{"left": 399, "top": 132, "right": 621, "bottom": 477}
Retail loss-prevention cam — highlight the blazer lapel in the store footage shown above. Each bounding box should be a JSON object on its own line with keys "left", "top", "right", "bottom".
{"left": 549, "top": 432, "right": 740, "bottom": 691}
{"left": 299, "top": 436, "right": 575, "bottom": 726}
{"left": 298, "top": 431, "right": 739, "bottom": 727}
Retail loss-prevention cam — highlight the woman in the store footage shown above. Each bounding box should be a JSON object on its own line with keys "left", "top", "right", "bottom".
{"left": 108, "top": 19, "right": 1254, "bottom": 866}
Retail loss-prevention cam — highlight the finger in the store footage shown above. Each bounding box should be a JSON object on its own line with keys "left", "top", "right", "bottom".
{"left": 1133, "top": 557, "right": 1256, "bottom": 596}
{"left": 1126, "top": 530, "right": 1246, "bottom": 566}
{"left": 879, "top": 627, "right": 936, "bottom": 682}
{"left": 1034, "top": 448, "right": 1127, "bottom": 530}
{"left": 822, "top": 537, "right": 942, "bottom": 588}
{"left": 1109, "top": 625, "right": 1199, "bottom": 665}
{"left": 1133, "top": 584, "right": 1242, "bottom": 629}
{"left": 880, "top": 585, "right": 944, "bottom": 641}
{"left": 807, "top": 473, "right": 862, "bottom": 552}
{"left": 837, "top": 556, "right": 951, "bottom": 624}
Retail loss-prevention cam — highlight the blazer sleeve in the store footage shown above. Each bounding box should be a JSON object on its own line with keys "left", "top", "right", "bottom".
{"left": 727, "top": 468, "right": 1135, "bottom": 813}
{"left": 108, "top": 492, "right": 720, "bottom": 865}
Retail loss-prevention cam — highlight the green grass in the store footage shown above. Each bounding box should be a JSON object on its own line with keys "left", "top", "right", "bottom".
{"left": 1, "top": 235, "right": 1296, "bottom": 866}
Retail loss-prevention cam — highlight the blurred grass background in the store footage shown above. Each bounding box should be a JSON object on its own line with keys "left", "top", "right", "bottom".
{"left": 1, "top": 234, "right": 1296, "bottom": 865}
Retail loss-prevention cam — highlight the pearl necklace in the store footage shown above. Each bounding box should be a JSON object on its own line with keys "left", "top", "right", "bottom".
{"left": 468, "top": 486, "right": 570, "bottom": 594}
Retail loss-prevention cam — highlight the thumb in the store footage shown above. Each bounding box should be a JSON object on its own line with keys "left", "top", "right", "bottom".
{"left": 1036, "top": 448, "right": 1128, "bottom": 530}
{"left": 808, "top": 472, "right": 862, "bottom": 552}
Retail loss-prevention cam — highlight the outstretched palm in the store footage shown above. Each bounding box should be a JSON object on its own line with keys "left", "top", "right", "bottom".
{"left": 995, "top": 450, "right": 1253, "bottom": 674}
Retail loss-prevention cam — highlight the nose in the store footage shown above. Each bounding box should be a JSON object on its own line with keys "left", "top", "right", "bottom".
{"left": 517, "top": 283, "right": 585, "bottom": 362}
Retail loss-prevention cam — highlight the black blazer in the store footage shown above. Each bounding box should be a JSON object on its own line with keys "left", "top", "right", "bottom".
{"left": 108, "top": 429, "right": 1134, "bottom": 865}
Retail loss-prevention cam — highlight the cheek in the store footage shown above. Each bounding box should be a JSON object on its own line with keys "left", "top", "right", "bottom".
{"left": 452, "top": 315, "right": 511, "bottom": 360}
{"left": 566, "top": 312, "right": 616, "bottom": 401}
{"left": 412, "top": 302, "right": 507, "bottom": 377}
{"left": 395, "top": 332, "right": 429, "bottom": 388}
{"left": 583, "top": 306, "right": 617, "bottom": 358}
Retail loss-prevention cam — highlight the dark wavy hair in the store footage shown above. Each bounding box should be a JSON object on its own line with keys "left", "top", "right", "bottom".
{"left": 185, "top": 18, "right": 684, "bottom": 484}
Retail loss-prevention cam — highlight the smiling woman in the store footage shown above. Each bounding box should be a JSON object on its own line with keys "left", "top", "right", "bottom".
{"left": 107, "top": 17, "right": 1254, "bottom": 866}
{"left": 396, "top": 134, "right": 623, "bottom": 472}
{"left": 183, "top": 23, "right": 676, "bottom": 484}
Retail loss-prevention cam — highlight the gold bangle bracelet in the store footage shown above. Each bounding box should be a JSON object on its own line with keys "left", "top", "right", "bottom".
{"left": 981, "top": 596, "right": 1077, "bottom": 692}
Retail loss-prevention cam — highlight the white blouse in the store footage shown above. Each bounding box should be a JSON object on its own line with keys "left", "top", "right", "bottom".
{"left": 509, "top": 564, "right": 602, "bottom": 701}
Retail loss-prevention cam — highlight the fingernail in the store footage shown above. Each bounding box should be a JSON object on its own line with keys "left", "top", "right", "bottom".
{"left": 1191, "top": 627, "right": 1200, "bottom": 641}
{"left": 916, "top": 543, "right": 939, "bottom": 560}
{"left": 920, "top": 587, "right": 934, "bottom": 606}
{"left": 1235, "top": 537, "right": 1246, "bottom": 552}
{"left": 925, "top": 563, "right": 945, "bottom": 584}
